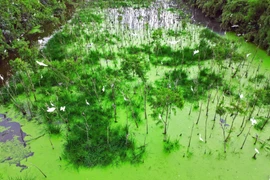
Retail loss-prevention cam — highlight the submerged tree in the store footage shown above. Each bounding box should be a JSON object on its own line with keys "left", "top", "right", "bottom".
{"left": 150, "top": 86, "right": 184, "bottom": 140}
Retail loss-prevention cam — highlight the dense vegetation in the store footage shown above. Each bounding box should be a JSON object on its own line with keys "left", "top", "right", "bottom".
{"left": 0, "top": 0, "right": 83, "bottom": 60}
{"left": 1, "top": 0, "right": 270, "bottom": 176}
{"left": 182, "top": 0, "right": 270, "bottom": 54}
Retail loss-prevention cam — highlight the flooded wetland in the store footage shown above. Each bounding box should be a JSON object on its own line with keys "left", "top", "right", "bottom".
{"left": 0, "top": 0, "right": 270, "bottom": 179}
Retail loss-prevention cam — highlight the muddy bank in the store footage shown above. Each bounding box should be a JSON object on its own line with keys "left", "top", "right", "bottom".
{"left": 182, "top": 0, "right": 270, "bottom": 54}
{"left": 172, "top": 0, "right": 224, "bottom": 34}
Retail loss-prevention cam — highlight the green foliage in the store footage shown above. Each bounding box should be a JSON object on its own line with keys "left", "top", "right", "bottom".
{"left": 43, "top": 32, "right": 73, "bottom": 61}
{"left": 163, "top": 138, "right": 180, "bottom": 153}
{"left": 0, "top": 0, "right": 81, "bottom": 58}
{"left": 63, "top": 105, "right": 142, "bottom": 167}
{"left": 216, "top": 105, "right": 226, "bottom": 117}
{"left": 185, "top": 0, "right": 270, "bottom": 54}
{"left": 151, "top": 86, "right": 184, "bottom": 110}
{"left": 199, "top": 29, "right": 219, "bottom": 40}
{"left": 253, "top": 86, "right": 270, "bottom": 105}
{"left": 249, "top": 74, "right": 265, "bottom": 83}
{"left": 47, "top": 123, "right": 61, "bottom": 134}
{"left": 2, "top": 0, "right": 269, "bottom": 170}
{"left": 254, "top": 117, "right": 268, "bottom": 130}
{"left": 169, "top": 68, "right": 223, "bottom": 102}
{"left": 7, "top": 174, "right": 36, "bottom": 180}
{"left": 88, "top": 0, "right": 154, "bottom": 8}
{"left": 28, "top": 25, "right": 42, "bottom": 35}
{"left": 77, "top": 10, "right": 103, "bottom": 24}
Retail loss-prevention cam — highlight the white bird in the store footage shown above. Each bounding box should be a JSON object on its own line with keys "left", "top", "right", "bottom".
{"left": 38, "top": 39, "right": 43, "bottom": 44}
{"left": 50, "top": 101, "right": 55, "bottom": 106}
{"left": 239, "top": 94, "right": 244, "bottom": 99}
{"left": 159, "top": 114, "right": 162, "bottom": 120}
{"left": 168, "top": 40, "right": 180, "bottom": 45}
{"left": 191, "top": 86, "right": 194, "bottom": 92}
{"left": 246, "top": 53, "right": 251, "bottom": 58}
{"left": 199, "top": 134, "right": 204, "bottom": 142}
{"left": 231, "top": 25, "right": 239, "bottom": 28}
{"left": 0, "top": 74, "right": 4, "bottom": 81}
{"left": 193, "top": 50, "right": 199, "bottom": 55}
{"left": 40, "top": 74, "right": 43, "bottom": 79}
{"left": 250, "top": 117, "right": 257, "bottom": 126}
{"left": 111, "top": 83, "right": 114, "bottom": 88}
{"left": 255, "top": 148, "right": 260, "bottom": 154}
{"left": 47, "top": 107, "right": 56, "bottom": 113}
{"left": 60, "top": 106, "right": 66, "bottom": 112}
{"left": 36, "top": 61, "right": 48, "bottom": 67}
{"left": 102, "top": 86, "right": 105, "bottom": 92}
{"left": 86, "top": 99, "right": 90, "bottom": 105}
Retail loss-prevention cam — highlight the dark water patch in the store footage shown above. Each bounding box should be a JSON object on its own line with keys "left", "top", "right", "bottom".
{"left": 0, "top": 114, "right": 6, "bottom": 118}
{"left": 0, "top": 115, "right": 26, "bottom": 145}
{"left": 0, "top": 114, "right": 34, "bottom": 171}
{"left": 16, "top": 162, "right": 29, "bottom": 172}
{"left": 171, "top": 0, "right": 224, "bottom": 34}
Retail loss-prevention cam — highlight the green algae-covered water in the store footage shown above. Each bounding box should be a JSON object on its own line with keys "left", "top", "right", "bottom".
{"left": 1, "top": 0, "right": 270, "bottom": 179}
{"left": 1, "top": 103, "right": 270, "bottom": 180}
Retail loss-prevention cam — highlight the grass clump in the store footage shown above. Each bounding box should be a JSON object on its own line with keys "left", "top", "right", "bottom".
{"left": 163, "top": 138, "right": 180, "bottom": 153}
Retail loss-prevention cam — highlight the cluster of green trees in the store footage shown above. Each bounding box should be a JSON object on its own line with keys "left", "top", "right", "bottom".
{"left": 183, "top": 0, "right": 270, "bottom": 54}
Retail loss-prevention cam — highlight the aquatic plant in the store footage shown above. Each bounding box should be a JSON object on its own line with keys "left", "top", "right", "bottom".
{"left": 163, "top": 138, "right": 180, "bottom": 153}
{"left": 150, "top": 84, "right": 184, "bottom": 140}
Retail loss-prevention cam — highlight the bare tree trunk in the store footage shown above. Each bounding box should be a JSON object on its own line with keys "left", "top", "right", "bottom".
{"left": 225, "top": 111, "right": 238, "bottom": 142}
{"left": 188, "top": 103, "right": 193, "bottom": 115}
{"left": 212, "top": 93, "right": 221, "bottom": 130}
{"left": 196, "top": 101, "right": 203, "bottom": 125}
{"left": 240, "top": 125, "right": 252, "bottom": 149}
{"left": 187, "top": 121, "right": 195, "bottom": 153}
{"left": 144, "top": 84, "right": 148, "bottom": 134}
{"left": 260, "top": 108, "right": 270, "bottom": 130}
{"left": 237, "top": 105, "right": 255, "bottom": 137}
{"left": 112, "top": 85, "right": 117, "bottom": 123}
{"left": 206, "top": 93, "right": 211, "bottom": 116}
{"left": 25, "top": 71, "right": 37, "bottom": 102}
{"left": 204, "top": 115, "right": 208, "bottom": 143}
{"left": 107, "top": 126, "right": 110, "bottom": 146}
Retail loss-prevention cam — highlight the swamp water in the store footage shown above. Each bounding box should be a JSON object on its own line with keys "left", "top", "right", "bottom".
{"left": 1, "top": 0, "right": 270, "bottom": 179}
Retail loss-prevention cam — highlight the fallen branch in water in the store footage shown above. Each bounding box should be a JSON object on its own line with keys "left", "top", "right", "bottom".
{"left": 29, "top": 162, "right": 47, "bottom": 178}
{"left": 25, "top": 133, "right": 45, "bottom": 143}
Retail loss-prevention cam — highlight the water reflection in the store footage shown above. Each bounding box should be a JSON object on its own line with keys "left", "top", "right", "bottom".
{"left": 106, "top": 0, "right": 183, "bottom": 31}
